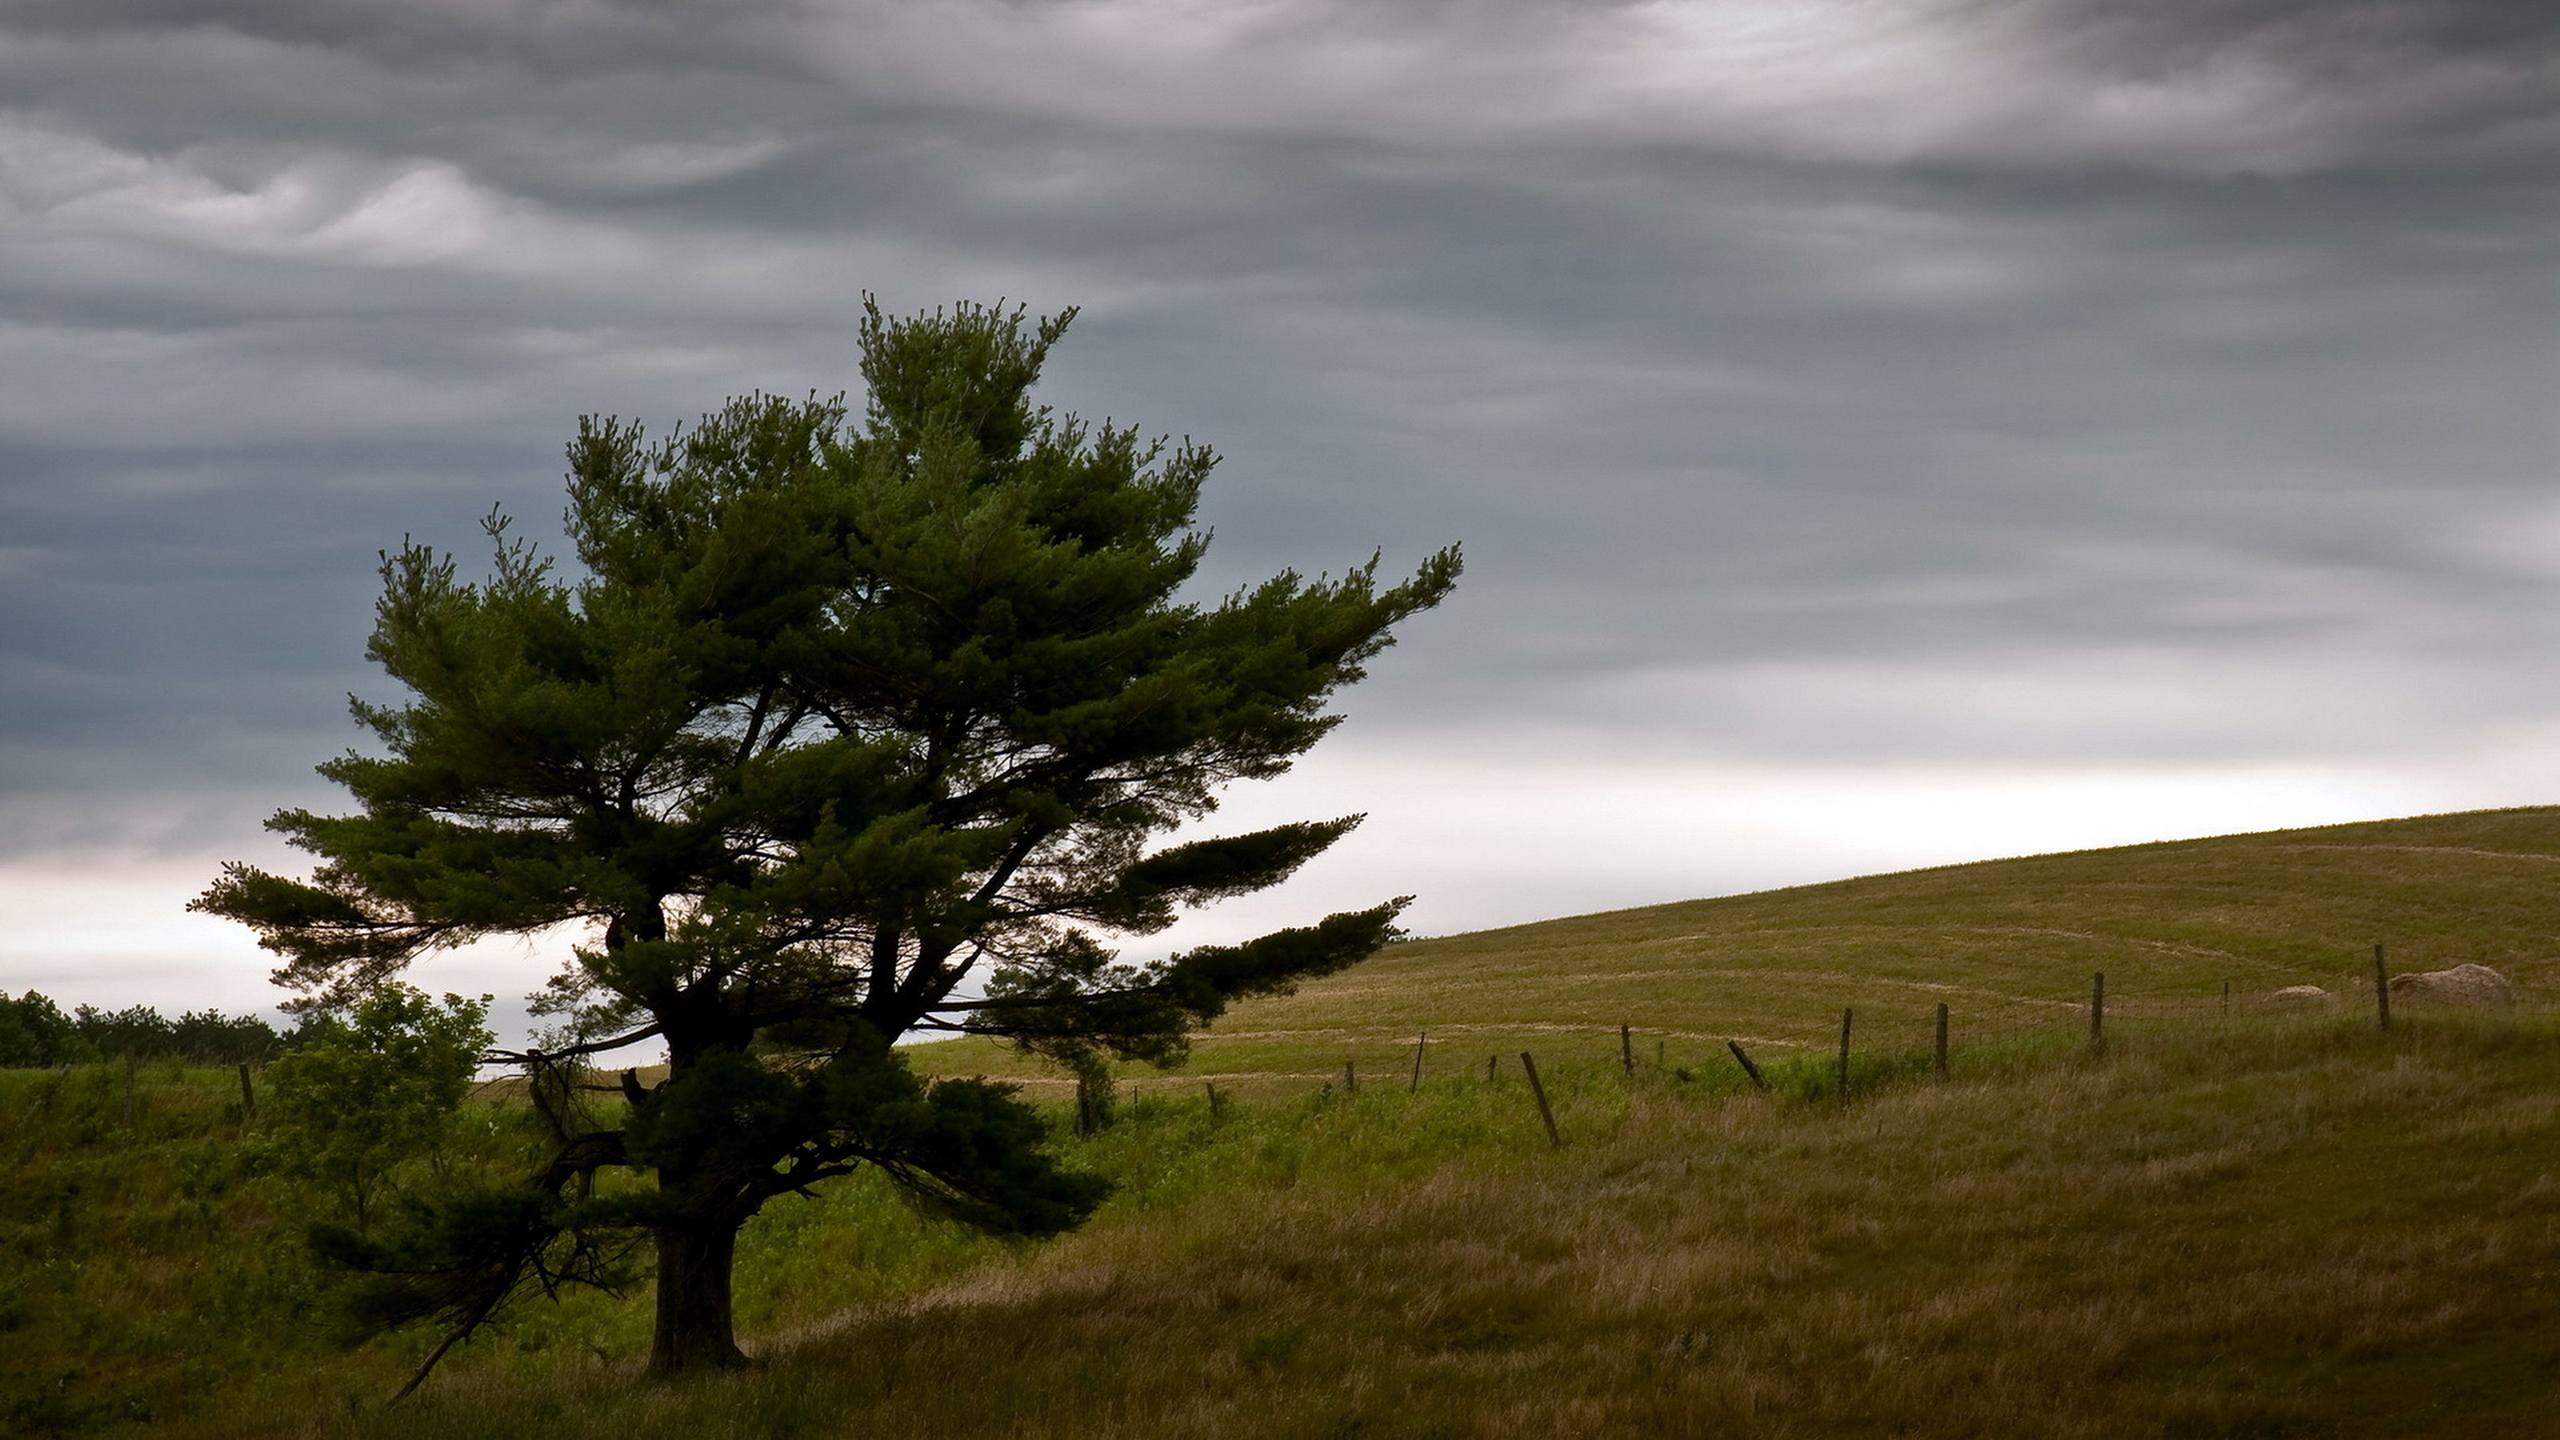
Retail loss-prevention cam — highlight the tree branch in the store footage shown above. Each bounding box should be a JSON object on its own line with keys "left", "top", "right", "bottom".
{"left": 389, "top": 1288, "right": 507, "bottom": 1406}
{"left": 732, "top": 685, "right": 775, "bottom": 768}
{"left": 483, "top": 1021, "right": 662, "bottom": 1067}
{"left": 920, "top": 985, "right": 1167, "bottom": 1014}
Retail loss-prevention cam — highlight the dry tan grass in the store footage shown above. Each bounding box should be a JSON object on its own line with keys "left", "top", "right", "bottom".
{"left": 913, "top": 807, "right": 2560, "bottom": 1094}
{"left": 244, "top": 1014, "right": 2560, "bottom": 1440}
{"left": 24, "top": 811, "right": 2560, "bottom": 1439}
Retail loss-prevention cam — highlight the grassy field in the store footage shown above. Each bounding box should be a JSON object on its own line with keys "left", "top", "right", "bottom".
{"left": 4, "top": 808, "right": 2556, "bottom": 1437}
{"left": 358, "top": 1015, "right": 2560, "bottom": 1440}
{"left": 910, "top": 806, "right": 2560, "bottom": 1094}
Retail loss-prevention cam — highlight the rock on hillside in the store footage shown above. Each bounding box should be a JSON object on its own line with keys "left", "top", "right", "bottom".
{"left": 2388, "top": 964, "right": 2516, "bottom": 1006}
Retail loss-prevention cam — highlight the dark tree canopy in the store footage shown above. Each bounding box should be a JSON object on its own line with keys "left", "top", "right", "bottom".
{"left": 0, "top": 992, "right": 284, "bottom": 1066}
{"left": 194, "top": 299, "right": 1460, "bottom": 1381}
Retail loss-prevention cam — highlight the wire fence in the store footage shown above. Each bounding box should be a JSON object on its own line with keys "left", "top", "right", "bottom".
{"left": 22, "top": 950, "right": 2541, "bottom": 1140}
{"left": 1040, "top": 945, "right": 2550, "bottom": 1118}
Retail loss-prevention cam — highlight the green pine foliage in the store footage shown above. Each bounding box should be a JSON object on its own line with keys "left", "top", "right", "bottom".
{"left": 190, "top": 298, "right": 1460, "bottom": 1376}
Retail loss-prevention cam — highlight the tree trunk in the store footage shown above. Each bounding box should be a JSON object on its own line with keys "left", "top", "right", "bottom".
{"left": 648, "top": 1216, "right": 750, "bottom": 1375}
{"left": 647, "top": 1004, "right": 750, "bottom": 1376}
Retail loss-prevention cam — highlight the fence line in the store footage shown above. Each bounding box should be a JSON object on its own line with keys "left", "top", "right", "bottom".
{"left": 1017, "top": 949, "right": 2544, "bottom": 1109}
{"left": 22, "top": 955, "right": 2532, "bottom": 1135}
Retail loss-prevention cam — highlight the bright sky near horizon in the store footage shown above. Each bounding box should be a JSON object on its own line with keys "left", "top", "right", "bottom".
{"left": 2, "top": 0, "right": 2554, "bottom": 1047}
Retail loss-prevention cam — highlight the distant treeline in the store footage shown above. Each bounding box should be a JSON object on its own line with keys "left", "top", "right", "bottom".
{"left": 0, "top": 991, "right": 295, "bottom": 1067}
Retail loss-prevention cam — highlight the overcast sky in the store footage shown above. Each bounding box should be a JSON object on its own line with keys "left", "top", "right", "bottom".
{"left": 2, "top": 0, "right": 2554, "bottom": 1036}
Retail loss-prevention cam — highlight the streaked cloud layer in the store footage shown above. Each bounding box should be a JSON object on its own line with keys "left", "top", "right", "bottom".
{"left": 2, "top": 0, "right": 2553, "bottom": 1027}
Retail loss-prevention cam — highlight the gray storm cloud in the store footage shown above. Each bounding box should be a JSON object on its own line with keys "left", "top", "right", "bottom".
{"left": 0, "top": 0, "right": 2553, "bottom": 1022}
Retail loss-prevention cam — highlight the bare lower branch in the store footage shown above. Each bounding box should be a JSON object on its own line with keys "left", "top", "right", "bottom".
{"left": 919, "top": 986, "right": 1167, "bottom": 1014}
{"left": 482, "top": 1021, "right": 663, "bottom": 1066}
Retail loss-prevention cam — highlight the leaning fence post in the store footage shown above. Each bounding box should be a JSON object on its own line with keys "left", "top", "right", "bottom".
{"left": 1518, "top": 1052, "right": 1562, "bottom": 1148}
{"left": 2373, "top": 943, "right": 2391, "bottom": 1031}
{"left": 1409, "top": 1031, "right": 1426, "bottom": 1093}
{"left": 237, "top": 1062, "right": 256, "bottom": 1118}
{"left": 1934, "top": 1002, "right": 1949, "bottom": 1080}
{"left": 2090, "top": 971, "right": 2106, "bottom": 1046}
{"left": 1343, "top": 1057, "right": 1357, "bottom": 1095}
{"left": 1727, "top": 1040, "right": 1770, "bottom": 1092}
{"left": 1204, "top": 1080, "right": 1222, "bottom": 1120}
{"left": 1620, "top": 1023, "right": 1634, "bottom": 1077}
{"left": 1836, "top": 1008, "right": 1853, "bottom": 1099}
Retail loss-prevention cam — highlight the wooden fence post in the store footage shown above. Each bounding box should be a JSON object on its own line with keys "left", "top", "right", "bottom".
{"left": 2373, "top": 943, "right": 2391, "bottom": 1031}
{"left": 1519, "top": 1052, "right": 1562, "bottom": 1148}
{"left": 1204, "top": 1080, "right": 1223, "bottom": 1120}
{"left": 2222, "top": 979, "right": 2230, "bottom": 1017}
{"left": 1486, "top": 1053, "right": 1497, "bottom": 1084}
{"left": 122, "top": 1053, "right": 137, "bottom": 1127}
{"left": 237, "top": 1062, "right": 256, "bottom": 1118}
{"left": 1410, "top": 1032, "right": 1426, "bottom": 1093}
{"left": 1934, "top": 1002, "right": 1949, "bottom": 1080}
{"left": 1836, "top": 1008, "right": 1853, "bottom": 1099}
{"left": 2090, "top": 971, "right": 2105, "bottom": 1046}
{"left": 1620, "top": 1023, "right": 1634, "bottom": 1077}
{"left": 1344, "top": 1057, "right": 1357, "bottom": 1095}
{"left": 1727, "top": 1040, "right": 1770, "bottom": 1092}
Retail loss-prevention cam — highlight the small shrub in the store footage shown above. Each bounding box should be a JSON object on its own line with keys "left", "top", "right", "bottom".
{"left": 262, "top": 986, "right": 492, "bottom": 1229}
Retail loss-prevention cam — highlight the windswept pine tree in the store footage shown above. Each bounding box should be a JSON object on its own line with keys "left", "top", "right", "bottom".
{"left": 195, "top": 299, "right": 1460, "bottom": 1382}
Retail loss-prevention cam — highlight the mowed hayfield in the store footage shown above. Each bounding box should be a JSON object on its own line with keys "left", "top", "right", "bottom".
{"left": 5, "top": 808, "right": 2557, "bottom": 1439}
{"left": 911, "top": 807, "right": 2560, "bottom": 1094}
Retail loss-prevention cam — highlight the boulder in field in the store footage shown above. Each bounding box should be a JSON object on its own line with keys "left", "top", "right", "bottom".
{"left": 2387, "top": 963, "right": 2515, "bottom": 1006}
{"left": 2264, "top": 984, "right": 2333, "bottom": 1005}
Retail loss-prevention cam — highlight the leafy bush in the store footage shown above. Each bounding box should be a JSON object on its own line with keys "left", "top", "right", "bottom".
{"left": 0, "top": 991, "right": 89, "bottom": 1066}
{"left": 263, "top": 986, "right": 493, "bottom": 1228}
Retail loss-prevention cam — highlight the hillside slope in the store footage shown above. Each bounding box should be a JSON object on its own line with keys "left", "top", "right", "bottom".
{"left": 360, "top": 1016, "right": 2560, "bottom": 1440}
{"left": 914, "top": 807, "right": 2560, "bottom": 1089}
{"left": 11, "top": 808, "right": 2558, "bottom": 1438}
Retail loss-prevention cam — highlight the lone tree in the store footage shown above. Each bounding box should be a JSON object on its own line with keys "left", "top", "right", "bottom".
{"left": 195, "top": 300, "right": 1460, "bottom": 1383}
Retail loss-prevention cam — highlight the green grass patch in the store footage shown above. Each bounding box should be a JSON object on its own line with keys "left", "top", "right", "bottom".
{"left": 6, "top": 809, "right": 2556, "bottom": 1436}
{"left": 909, "top": 807, "right": 2560, "bottom": 1094}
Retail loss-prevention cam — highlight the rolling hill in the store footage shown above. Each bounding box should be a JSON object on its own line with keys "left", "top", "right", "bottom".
{"left": 9, "top": 808, "right": 2557, "bottom": 1438}
{"left": 913, "top": 806, "right": 2560, "bottom": 1091}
